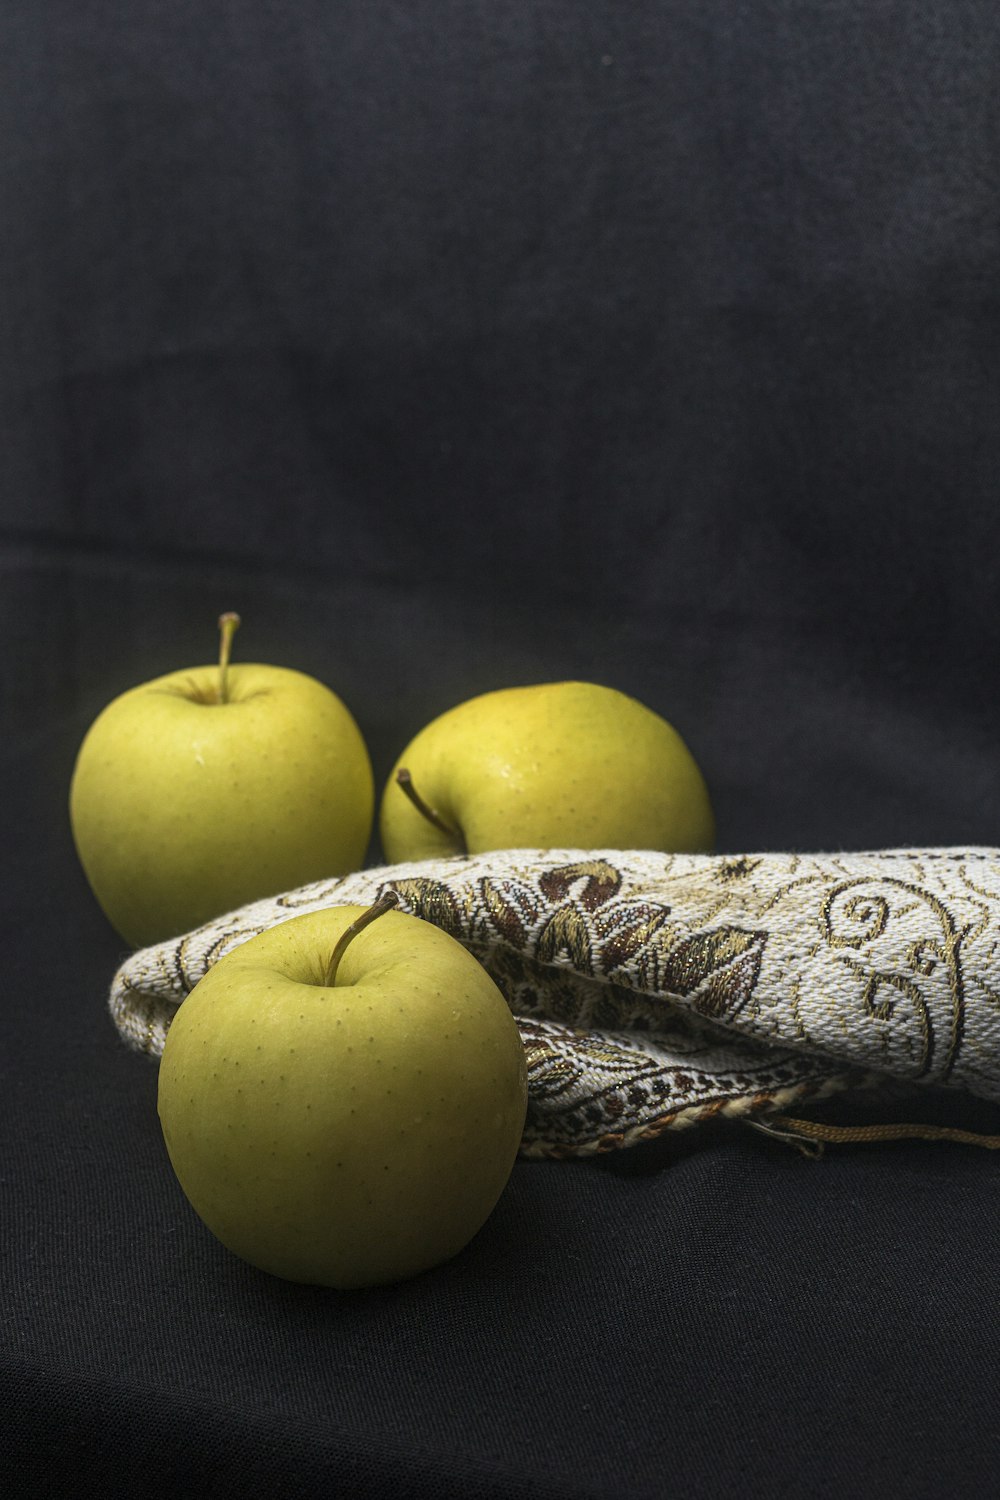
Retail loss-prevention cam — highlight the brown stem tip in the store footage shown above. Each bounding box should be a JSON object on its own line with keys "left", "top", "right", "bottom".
{"left": 217, "top": 612, "right": 241, "bottom": 703}
{"left": 324, "top": 890, "right": 400, "bottom": 987}
{"left": 395, "top": 767, "right": 462, "bottom": 842}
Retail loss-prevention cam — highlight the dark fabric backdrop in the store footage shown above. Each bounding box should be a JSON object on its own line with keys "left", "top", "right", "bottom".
{"left": 3, "top": 3, "right": 999, "bottom": 1496}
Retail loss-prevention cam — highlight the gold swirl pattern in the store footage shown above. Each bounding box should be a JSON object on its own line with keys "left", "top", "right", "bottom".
{"left": 819, "top": 877, "right": 965, "bottom": 1083}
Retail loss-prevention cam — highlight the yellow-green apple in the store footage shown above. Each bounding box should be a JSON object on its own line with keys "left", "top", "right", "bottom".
{"left": 70, "top": 614, "right": 374, "bottom": 947}
{"left": 156, "top": 896, "right": 528, "bottom": 1288}
{"left": 380, "top": 681, "right": 714, "bottom": 861}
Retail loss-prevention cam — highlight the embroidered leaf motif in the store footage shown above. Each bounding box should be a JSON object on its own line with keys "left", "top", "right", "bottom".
{"left": 386, "top": 878, "right": 465, "bottom": 938}
{"left": 538, "top": 860, "right": 622, "bottom": 910}
{"left": 480, "top": 876, "right": 545, "bottom": 947}
{"left": 523, "top": 1042, "right": 581, "bottom": 1101}
{"left": 718, "top": 857, "right": 763, "bottom": 882}
{"left": 536, "top": 905, "right": 595, "bottom": 972}
{"left": 593, "top": 900, "right": 674, "bottom": 974}
{"left": 657, "top": 928, "right": 767, "bottom": 1019}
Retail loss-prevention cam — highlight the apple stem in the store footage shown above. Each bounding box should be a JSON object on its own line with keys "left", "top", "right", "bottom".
{"left": 395, "top": 768, "right": 464, "bottom": 845}
{"left": 324, "top": 891, "right": 401, "bottom": 987}
{"left": 217, "top": 612, "right": 241, "bottom": 703}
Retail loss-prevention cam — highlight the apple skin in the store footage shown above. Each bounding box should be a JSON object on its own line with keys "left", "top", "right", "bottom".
{"left": 379, "top": 681, "right": 715, "bottom": 862}
{"left": 70, "top": 663, "right": 374, "bottom": 948}
{"left": 156, "top": 906, "right": 528, "bottom": 1288}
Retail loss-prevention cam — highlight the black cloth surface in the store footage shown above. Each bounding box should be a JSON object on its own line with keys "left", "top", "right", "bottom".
{"left": 3, "top": 3, "right": 1000, "bottom": 1496}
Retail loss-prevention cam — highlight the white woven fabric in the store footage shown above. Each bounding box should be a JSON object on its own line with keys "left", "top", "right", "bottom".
{"left": 109, "top": 847, "right": 1000, "bottom": 1156}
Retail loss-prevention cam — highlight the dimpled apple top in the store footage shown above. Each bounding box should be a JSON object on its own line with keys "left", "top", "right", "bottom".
{"left": 157, "top": 906, "right": 528, "bottom": 1288}
{"left": 379, "top": 681, "right": 715, "bottom": 862}
{"left": 70, "top": 664, "right": 374, "bottom": 948}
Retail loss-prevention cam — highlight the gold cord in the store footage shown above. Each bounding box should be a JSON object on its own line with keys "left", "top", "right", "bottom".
{"left": 747, "top": 1113, "right": 1000, "bottom": 1158}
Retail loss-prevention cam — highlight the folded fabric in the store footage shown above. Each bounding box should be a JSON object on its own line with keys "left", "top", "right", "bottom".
{"left": 109, "top": 847, "right": 1000, "bottom": 1157}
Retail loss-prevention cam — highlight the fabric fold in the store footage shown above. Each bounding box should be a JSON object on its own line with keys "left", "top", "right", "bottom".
{"left": 109, "top": 847, "right": 1000, "bottom": 1157}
